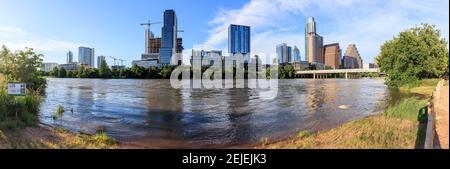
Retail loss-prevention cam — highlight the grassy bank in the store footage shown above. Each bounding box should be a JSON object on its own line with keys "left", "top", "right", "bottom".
{"left": 258, "top": 79, "right": 439, "bottom": 149}
{"left": 0, "top": 126, "right": 117, "bottom": 149}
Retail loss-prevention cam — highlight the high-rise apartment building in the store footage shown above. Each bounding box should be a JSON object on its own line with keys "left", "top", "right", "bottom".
{"left": 305, "top": 17, "right": 324, "bottom": 64}
{"left": 67, "top": 51, "right": 73, "bottom": 64}
{"left": 276, "top": 43, "right": 292, "bottom": 64}
{"left": 78, "top": 46, "right": 95, "bottom": 68}
{"left": 323, "top": 43, "right": 341, "bottom": 69}
{"left": 228, "top": 24, "right": 251, "bottom": 55}
{"left": 97, "top": 55, "right": 106, "bottom": 68}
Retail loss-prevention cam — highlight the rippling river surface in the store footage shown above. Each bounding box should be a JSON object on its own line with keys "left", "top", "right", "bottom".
{"left": 39, "top": 78, "right": 388, "bottom": 148}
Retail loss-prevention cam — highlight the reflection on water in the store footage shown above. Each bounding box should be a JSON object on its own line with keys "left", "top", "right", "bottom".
{"left": 39, "top": 78, "right": 388, "bottom": 148}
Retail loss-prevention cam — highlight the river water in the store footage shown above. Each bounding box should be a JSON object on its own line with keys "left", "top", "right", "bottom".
{"left": 39, "top": 78, "right": 388, "bottom": 148}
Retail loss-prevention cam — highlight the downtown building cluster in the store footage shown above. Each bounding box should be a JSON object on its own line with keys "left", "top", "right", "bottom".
{"left": 277, "top": 17, "right": 368, "bottom": 70}
{"left": 41, "top": 11, "right": 377, "bottom": 72}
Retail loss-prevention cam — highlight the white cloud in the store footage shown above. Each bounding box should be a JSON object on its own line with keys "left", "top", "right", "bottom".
{"left": 0, "top": 26, "right": 83, "bottom": 63}
{"left": 197, "top": 0, "right": 449, "bottom": 63}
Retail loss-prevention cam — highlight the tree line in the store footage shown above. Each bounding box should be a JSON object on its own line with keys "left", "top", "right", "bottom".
{"left": 46, "top": 60, "right": 175, "bottom": 79}
{"left": 45, "top": 60, "right": 299, "bottom": 79}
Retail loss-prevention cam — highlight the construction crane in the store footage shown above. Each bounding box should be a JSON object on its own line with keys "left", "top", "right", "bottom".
{"left": 141, "top": 20, "right": 161, "bottom": 53}
{"left": 107, "top": 56, "right": 119, "bottom": 66}
{"left": 118, "top": 59, "right": 126, "bottom": 66}
{"left": 140, "top": 20, "right": 162, "bottom": 29}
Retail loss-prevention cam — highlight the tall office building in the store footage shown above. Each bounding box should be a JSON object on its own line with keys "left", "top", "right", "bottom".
{"left": 67, "top": 51, "right": 73, "bottom": 64}
{"left": 342, "top": 44, "right": 363, "bottom": 69}
{"left": 323, "top": 43, "right": 341, "bottom": 69}
{"left": 160, "top": 9, "right": 178, "bottom": 65}
{"left": 228, "top": 24, "right": 251, "bottom": 55}
{"left": 305, "top": 17, "right": 324, "bottom": 64}
{"left": 78, "top": 46, "right": 95, "bottom": 68}
{"left": 292, "top": 46, "right": 301, "bottom": 62}
{"left": 97, "top": 56, "right": 106, "bottom": 68}
{"left": 276, "top": 43, "right": 292, "bottom": 64}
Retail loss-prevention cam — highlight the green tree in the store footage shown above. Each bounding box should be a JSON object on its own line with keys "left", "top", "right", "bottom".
{"left": 78, "top": 66, "right": 87, "bottom": 78}
{"left": 51, "top": 66, "right": 59, "bottom": 77}
{"left": 377, "top": 23, "right": 449, "bottom": 87}
{"left": 67, "top": 71, "right": 73, "bottom": 78}
{"left": 284, "top": 64, "right": 294, "bottom": 78}
{"left": 147, "top": 66, "right": 159, "bottom": 79}
{"left": 0, "top": 46, "right": 46, "bottom": 91}
{"left": 98, "top": 59, "right": 111, "bottom": 78}
{"left": 59, "top": 67, "right": 67, "bottom": 78}
{"left": 160, "top": 65, "right": 173, "bottom": 79}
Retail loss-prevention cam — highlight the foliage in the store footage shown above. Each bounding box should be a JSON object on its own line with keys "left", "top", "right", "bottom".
{"left": 377, "top": 23, "right": 449, "bottom": 88}
{"left": 0, "top": 45, "right": 47, "bottom": 92}
{"left": 384, "top": 98, "right": 428, "bottom": 122}
{"left": 278, "top": 64, "right": 295, "bottom": 79}
{"left": 98, "top": 59, "right": 111, "bottom": 78}
{"left": 58, "top": 67, "right": 67, "bottom": 78}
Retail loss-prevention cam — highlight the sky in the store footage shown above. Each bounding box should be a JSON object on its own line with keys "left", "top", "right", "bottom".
{"left": 0, "top": 0, "right": 448, "bottom": 66}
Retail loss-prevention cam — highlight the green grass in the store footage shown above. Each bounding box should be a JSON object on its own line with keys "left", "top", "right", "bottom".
{"left": 384, "top": 98, "right": 428, "bottom": 122}
{"left": 52, "top": 105, "right": 65, "bottom": 119}
{"left": 0, "top": 90, "right": 42, "bottom": 129}
{"left": 297, "top": 130, "right": 311, "bottom": 138}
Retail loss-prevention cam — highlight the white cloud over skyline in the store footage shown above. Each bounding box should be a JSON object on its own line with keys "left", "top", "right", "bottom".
{"left": 0, "top": 26, "right": 83, "bottom": 63}
{"left": 197, "top": 0, "right": 449, "bottom": 63}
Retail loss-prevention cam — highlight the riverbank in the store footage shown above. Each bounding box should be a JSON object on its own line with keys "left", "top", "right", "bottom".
{"left": 0, "top": 124, "right": 117, "bottom": 149}
{"left": 257, "top": 79, "right": 440, "bottom": 149}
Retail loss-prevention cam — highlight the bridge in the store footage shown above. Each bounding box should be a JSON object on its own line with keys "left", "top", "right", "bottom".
{"left": 295, "top": 68, "right": 381, "bottom": 79}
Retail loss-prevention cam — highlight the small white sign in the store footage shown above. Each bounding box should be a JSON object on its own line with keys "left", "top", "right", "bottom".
{"left": 8, "top": 83, "right": 27, "bottom": 96}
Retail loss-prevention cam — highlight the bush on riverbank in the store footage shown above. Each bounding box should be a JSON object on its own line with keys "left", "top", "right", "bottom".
{"left": 0, "top": 90, "right": 42, "bottom": 129}
{"left": 377, "top": 23, "right": 449, "bottom": 88}
{"left": 0, "top": 45, "right": 46, "bottom": 129}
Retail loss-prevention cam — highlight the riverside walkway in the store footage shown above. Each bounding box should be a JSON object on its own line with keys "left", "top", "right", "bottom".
{"left": 435, "top": 80, "right": 449, "bottom": 149}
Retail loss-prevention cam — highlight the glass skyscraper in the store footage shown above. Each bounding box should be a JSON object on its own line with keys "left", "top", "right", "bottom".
{"left": 228, "top": 24, "right": 250, "bottom": 55}
{"left": 276, "top": 43, "right": 292, "bottom": 64}
{"left": 67, "top": 51, "right": 73, "bottom": 64}
{"left": 78, "top": 47, "right": 95, "bottom": 68}
{"left": 160, "top": 9, "right": 177, "bottom": 65}
{"left": 293, "top": 46, "right": 301, "bottom": 62}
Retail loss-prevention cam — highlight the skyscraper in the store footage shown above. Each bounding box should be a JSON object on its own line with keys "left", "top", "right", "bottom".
{"left": 97, "top": 55, "right": 106, "bottom": 68}
{"left": 78, "top": 46, "right": 95, "bottom": 68}
{"left": 160, "top": 9, "right": 178, "bottom": 65}
{"left": 67, "top": 51, "right": 73, "bottom": 64}
{"left": 342, "top": 44, "right": 363, "bottom": 69}
{"left": 305, "top": 17, "right": 324, "bottom": 64}
{"left": 276, "top": 43, "right": 292, "bottom": 64}
{"left": 323, "top": 43, "right": 341, "bottom": 69}
{"left": 228, "top": 24, "right": 251, "bottom": 55}
{"left": 292, "top": 46, "right": 301, "bottom": 62}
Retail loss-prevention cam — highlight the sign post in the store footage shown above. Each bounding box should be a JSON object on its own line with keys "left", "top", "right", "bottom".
{"left": 7, "top": 83, "right": 27, "bottom": 96}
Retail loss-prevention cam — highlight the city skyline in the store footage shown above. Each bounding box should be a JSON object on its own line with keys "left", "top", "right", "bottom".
{"left": 0, "top": 0, "right": 448, "bottom": 66}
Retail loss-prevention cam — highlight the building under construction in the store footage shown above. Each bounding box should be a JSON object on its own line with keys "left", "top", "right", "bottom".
{"left": 146, "top": 37, "right": 183, "bottom": 55}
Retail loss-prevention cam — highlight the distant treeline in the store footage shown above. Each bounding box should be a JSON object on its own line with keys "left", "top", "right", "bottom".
{"left": 44, "top": 61, "right": 175, "bottom": 79}
{"left": 43, "top": 61, "right": 303, "bottom": 79}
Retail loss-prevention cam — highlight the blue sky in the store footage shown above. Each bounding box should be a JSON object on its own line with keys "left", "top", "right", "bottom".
{"left": 1, "top": 0, "right": 449, "bottom": 66}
